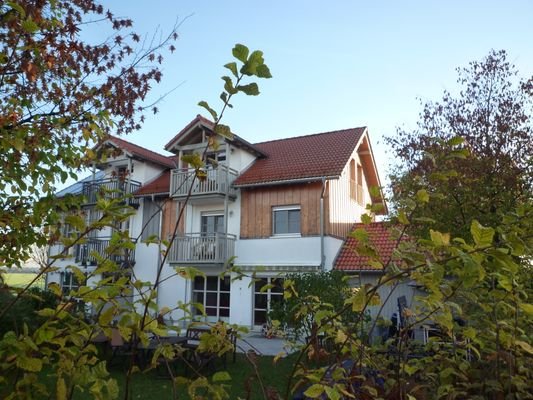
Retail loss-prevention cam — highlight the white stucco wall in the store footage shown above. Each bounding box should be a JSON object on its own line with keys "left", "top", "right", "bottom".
{"left": 235, "top": 236, "right": 322, "bottom": 267}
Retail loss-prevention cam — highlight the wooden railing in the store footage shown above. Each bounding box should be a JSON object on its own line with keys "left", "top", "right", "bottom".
{"left": 74, "top": 237, "right": 135, "bottom": 266}
{"left": 170, "top": 166, "right": 238, "bottom": 198}
{"left": 81, "top": 178, "right": 141, "bottom": 206}
{"left": 167, "top": 233, "right": 236, "bottom": 264}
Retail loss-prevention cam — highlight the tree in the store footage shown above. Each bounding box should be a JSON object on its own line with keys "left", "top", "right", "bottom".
{"left": 0, "top": 1, "right": 273, "bottom": 395}
{"left": 0, "top": 0, "right": 178, "bottom": 267}
{"left": 386, "top": 50, "right": 532, "bottom": 239}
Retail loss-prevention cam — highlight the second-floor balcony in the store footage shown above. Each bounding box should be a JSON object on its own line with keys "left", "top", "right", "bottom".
{"left": 170, "top": 166, "right": 238, "bottom": 201}
{"left": 74, "top": 237, "right": 136, "bottom": 267}
{"left": 81, "top": 178, "right": 141, "bottom": 207}
{"left": 167, "top": 233, "right": 236, "bottom": 265}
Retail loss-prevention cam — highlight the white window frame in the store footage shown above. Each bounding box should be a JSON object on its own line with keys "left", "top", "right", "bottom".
{"left": 253, "top": 277, "right": 284, "bottom": 327}
{"left": 61, "top": 271, "right": 79, "bottom": 296}
{"left": 192, "top": 275, "right": 231, "bottom": 322}
{"left": 272, "top": 205, "right": 301, "bottom": 237}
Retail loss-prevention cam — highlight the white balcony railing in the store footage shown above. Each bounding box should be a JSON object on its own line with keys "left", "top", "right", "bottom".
{"left": 167, "top": 233, "right": 236, "bottom": 264}
{"left": 169, "top": 166, "right": 238, "bottom": 198}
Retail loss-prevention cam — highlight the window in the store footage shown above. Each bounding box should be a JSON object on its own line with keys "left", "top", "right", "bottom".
{"left": 192, "top": 276, "right": 230, "bottom": 322}
{"left": 350, "top": 159, "right": 356, "bottom": 200}
{"left": 272, "top": 206, "right": 301, "bottom": 235}
{"left": 61, "top": 271, "right": 79, "bottom": 296}
{"left": 201, "top": 213, "right": 224, "bottom": 234}
{"left": 357, "top": 164, "right": 364, "bottom": 205}
{"left": 253, "top": 277, "right": 284, "bottom": 326}
{"left": 141, "top": 198, "right": 161, "bottom": 241}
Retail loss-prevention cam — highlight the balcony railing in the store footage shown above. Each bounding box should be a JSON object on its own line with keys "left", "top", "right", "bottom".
{"left": 81, "top": 178, "right": 141, "bottom": 206}
{"left": 74, "top": 237, "right": 136, "bottom": 266}
{"left": 167, "top": 233, "right": 236, "bottom": 264}
{"left": 170, "top": 166, "right": 238, "bottom": 199}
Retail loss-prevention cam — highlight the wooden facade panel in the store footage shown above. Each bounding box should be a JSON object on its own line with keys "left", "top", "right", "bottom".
{"left": 161, "top": 200, "right": 184, "bottom": 239}
{"left": 240, "top": 182, "right": 322, "bottom": 239}
{"left": 326, "top": 150, "right": 368, "bottom": 239}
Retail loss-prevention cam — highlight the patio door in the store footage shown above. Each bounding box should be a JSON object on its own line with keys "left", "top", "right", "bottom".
{"left": 192, "top": 275, "right": 231, "bottom": 322}
{"left": 253, "top": 277, "right": 284, "bottom": 329}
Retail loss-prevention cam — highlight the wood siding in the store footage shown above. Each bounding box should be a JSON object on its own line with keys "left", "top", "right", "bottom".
{"left": 240, "top": 182, "right": 322, "bottom": 238}
{"left": 326, "top": 151, "right": 369, "bottom": 239}
{"left": 161, "top": 200, "right": 184, "bottom": 239}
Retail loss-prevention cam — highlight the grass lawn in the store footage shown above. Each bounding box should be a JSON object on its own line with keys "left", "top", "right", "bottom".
{"left": 37, "top": 353, "right": 299, "bottom": 400}
{"left": 2, "top": 272, "right": 45, "bottom": 289}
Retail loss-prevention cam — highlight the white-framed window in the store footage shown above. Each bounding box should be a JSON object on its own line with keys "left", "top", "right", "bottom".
{"left": 192, "top": 276, "right": 230, "bottom": 322}
{"left": 201, "top": 212, "right": 224, "bottom": 234}
{"left": 61, "top": 271, "right": 79, "bottom": 296}
{"left": 272, "top": 206, "right": 301, "bottom": 236}
{"left": 253, "top": 277, "right": 284, "bottom": 326}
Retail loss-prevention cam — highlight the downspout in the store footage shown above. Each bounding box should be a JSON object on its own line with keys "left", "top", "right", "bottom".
{"left": 320, "top": 177, "right": 327, "bottom": 270}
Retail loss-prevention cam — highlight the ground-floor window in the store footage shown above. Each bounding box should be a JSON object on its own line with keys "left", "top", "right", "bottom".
{"left": 192, "top": 276, "right": 230, "bottom": 322}
{"left": 253, "top": 277, "right": 284, "bottom": 326}
{"left": 61, "top": 271, "right": 79, "bottom": 296}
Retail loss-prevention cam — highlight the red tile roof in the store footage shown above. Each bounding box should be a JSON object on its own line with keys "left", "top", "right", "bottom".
{"left": 135, "top": 170, "right": 170, "bottom": 196}
{"left": 106, "top": 135, "right": 176, "bottom": 169}
{"left": 334, "top": 222, "right": 402, "bottom": 271}
{"left": 233, "top": 127, "right": 366, "bottom": 187}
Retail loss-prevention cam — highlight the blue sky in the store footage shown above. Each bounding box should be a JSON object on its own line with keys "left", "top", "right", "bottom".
{"left": 89, "top": 0, "right": 532, "bottom": 184}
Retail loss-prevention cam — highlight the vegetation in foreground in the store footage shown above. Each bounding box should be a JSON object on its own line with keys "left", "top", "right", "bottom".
{"left": 0, "top": 1, "right": 531, "bottom": 399}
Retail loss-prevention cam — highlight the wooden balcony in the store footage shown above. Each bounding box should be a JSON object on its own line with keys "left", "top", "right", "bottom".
{"left": 170, "top": 166, "right": 238, "bottom": 200}
{"left": 167, "top": 233, "right": 236, "bottom": 265}
{"left": 74, "top": 237, "right": 136, "bottom": 267}
{"left": 81, "top": 178, "right": 141, "bottom": 206}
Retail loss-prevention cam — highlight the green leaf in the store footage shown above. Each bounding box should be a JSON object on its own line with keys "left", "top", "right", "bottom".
{"left": 237, "top": 82, "right": 260, "bottom": 96}
{"left": 224, "top": 62, "right": 238, "bottom": 78}
{"left": 220, "top": 92, "right": 228, "bottom": 104}
{"left": 416, "top": 189, "right": 429, "bottom": 203}
{"left": 7, "top": 1, "right": 26, "bottom": 17}
{"left": 221, "top": 76, "right": 237, "bottom": 95}
{"left": 304, "top": 384, "right": 325, "bottom": 398}
{"left": 214, "top": 124, "right": 233, "bottom": 140}
{"left": 22, "top": 18, "right": 39, "bottom": 33}
{"left": 516, "top": 340, "right": 533, "bottom": 355}
{"left": 430, "top": 229, "right": 450, "bottom": 246}
{"left": 57, "top": 377, "right": 67, "bottom": 400}
{"left": 519, "top": 303, "right": 533, "bottom": 315}
{"left": 232, "top": 43, "right": 249, "bottom": 63}
{"left": 447, "top": 136, "right": 465, "bottom": 146}
{"left": 470, "top": 220, "right": 494, "bottom": 247}
{"left": 256, "top": 64, "right": 272, "bottom": 78}
{"left": 212, "top": 371, "right": 231, "bottom": 382}
{"left": 360, "top": 213, "right": 373, "bottom": 224}
{"left": 17, "top": 356, "right": 42, "bottom": 372}
{"left": 398, "top": 210, "right": 410, "bottom": 225}
{"left": 350, "top": 228, "right": 369, "bottom": 242}
{"left": 324, "top": 386, "right": 341, "bottom": 400}
{"left": 198, "top": 101, "right": 217, "bottom": 121}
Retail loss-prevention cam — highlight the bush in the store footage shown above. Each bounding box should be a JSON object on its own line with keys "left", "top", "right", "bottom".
{"left": 268, "top": 271, "right": 357, "bottom": 339}
{"left": 0, "top": 287, "right": 59, "bottom": 337}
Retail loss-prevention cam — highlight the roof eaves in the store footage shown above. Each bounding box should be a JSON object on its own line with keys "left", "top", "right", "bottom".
{"left": 234, "top": 175, "right": 340, "bottom": 188}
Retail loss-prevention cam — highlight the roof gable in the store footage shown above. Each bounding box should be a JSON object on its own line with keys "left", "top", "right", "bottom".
{"left": 234, "top": 127, "right": 367, "bottom": 187}
{"left": 165, "top": 115, "right": 265, "bottom": 157}
{"left": 98, "top": 135, "right": 176, "bottom": 169}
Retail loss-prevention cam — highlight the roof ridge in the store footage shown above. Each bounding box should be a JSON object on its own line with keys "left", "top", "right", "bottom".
{"left": 253, "top": 126, "right": 366, "bottom": 146}
{"left": 109, "top": 135, "right": 172, "bottom": 159}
